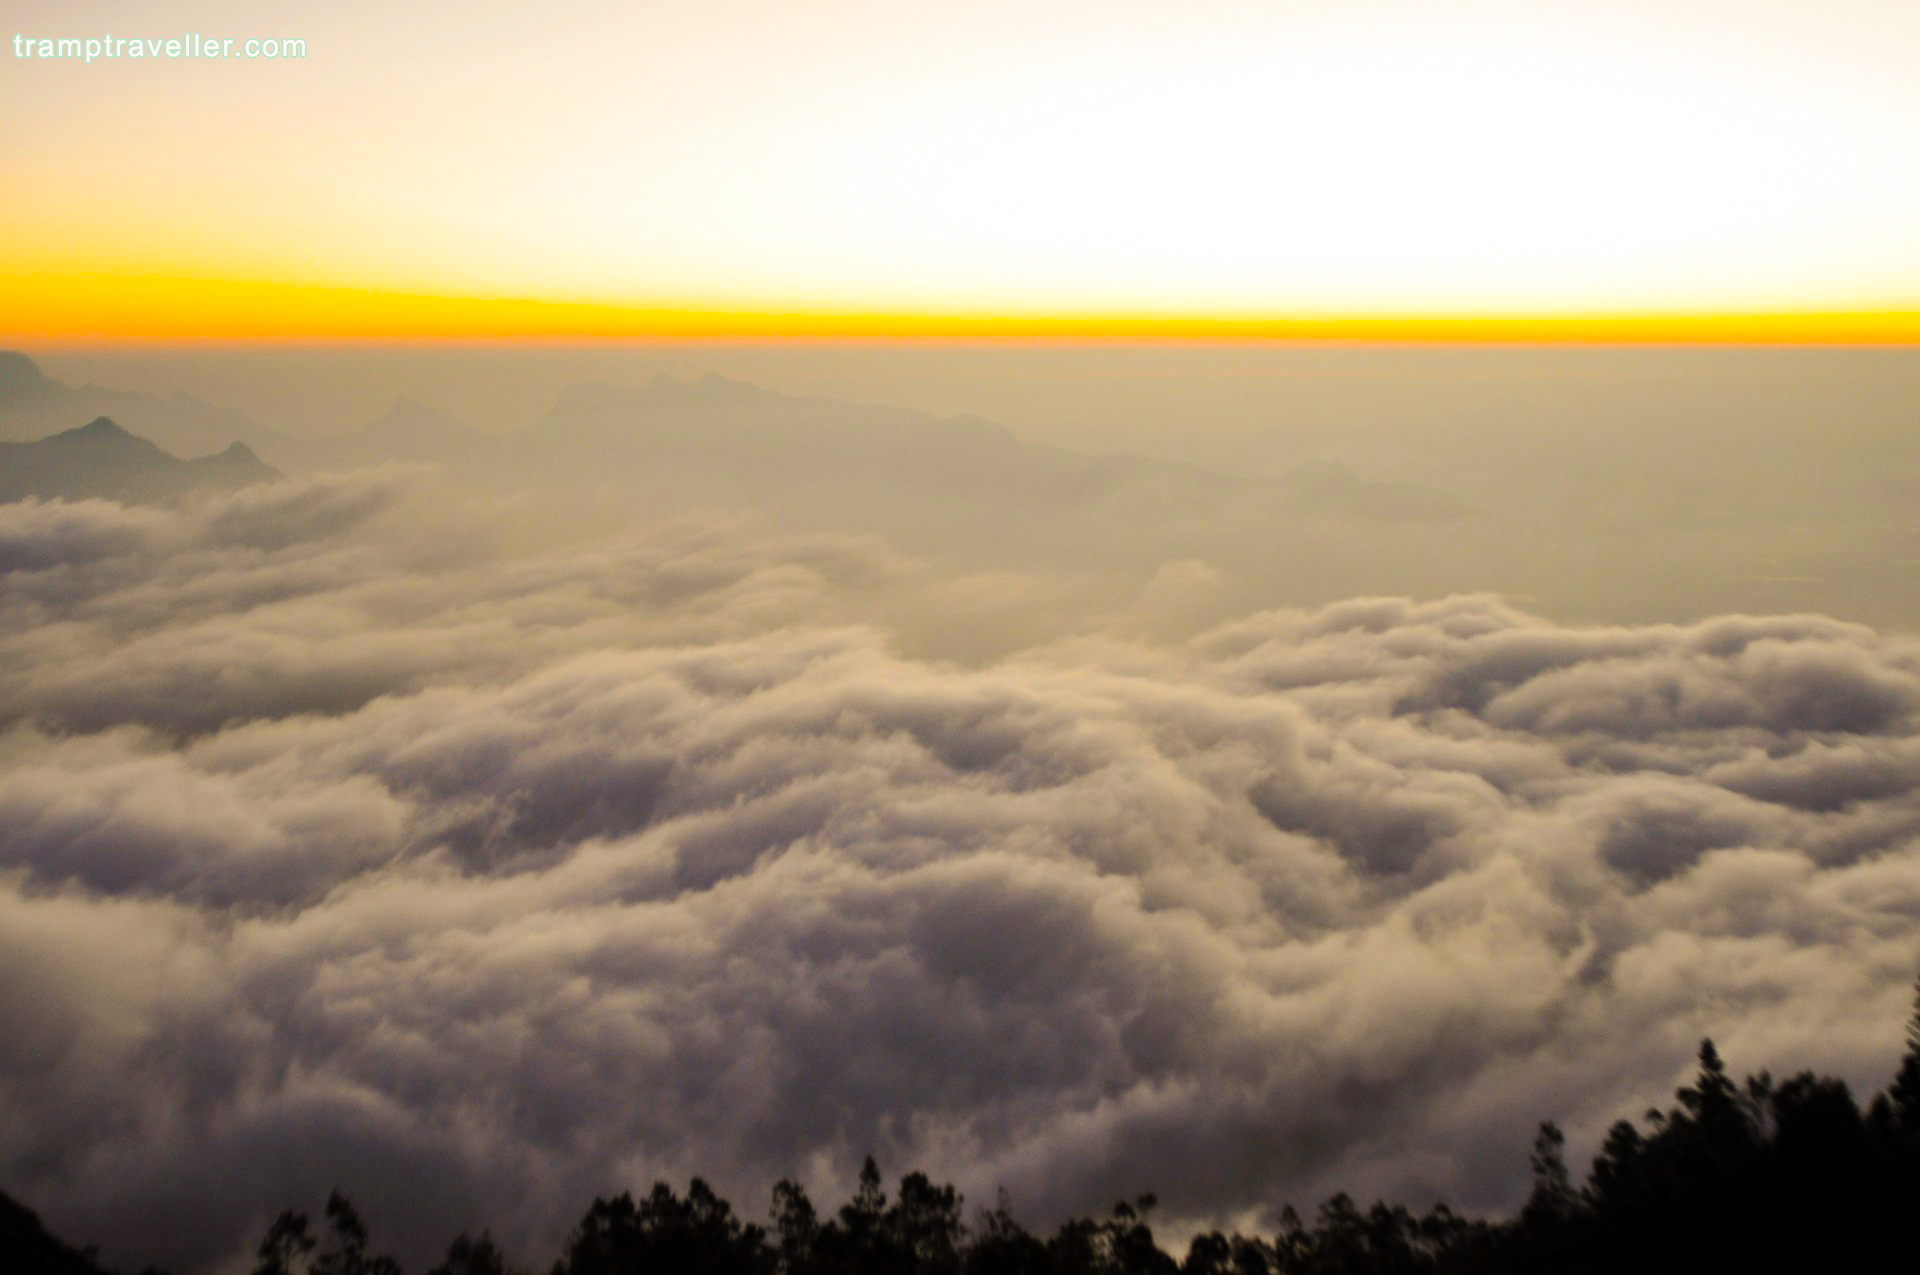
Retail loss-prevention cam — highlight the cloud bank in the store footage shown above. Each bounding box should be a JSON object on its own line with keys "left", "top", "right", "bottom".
{"left": 3, "top": 477, "right": 1918, "bottom": 1274}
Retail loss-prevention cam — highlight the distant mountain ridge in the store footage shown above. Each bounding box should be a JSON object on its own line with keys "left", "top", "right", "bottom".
{"left": 0, "top": 350, "right": 65, "bottom": 406}
{"left": 0, "top": 352, "right": 298, "bottom": 463}
{"left": 267, "top": 395, "right": 497, "bottom": 470}
{"left": 0, "top": 417, "right": 281, "bottom": 504}
{"left": 519, "top": 370, "right": 1471, "bottom": 526}
{"left": 0, "top": 352, "right": 1470, "bottom": 532}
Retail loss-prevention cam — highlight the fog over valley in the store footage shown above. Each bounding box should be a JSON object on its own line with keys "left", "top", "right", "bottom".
{"left": 3, "top": 346, "right": 1920, "bottom": 1273}
{"left": 17, "top": 345, "right": 1920, "bottom": 631}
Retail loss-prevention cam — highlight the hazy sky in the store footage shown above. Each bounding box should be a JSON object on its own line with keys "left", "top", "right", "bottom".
{"left": 6, "top": 0, "right": 1920, "bottom": 334}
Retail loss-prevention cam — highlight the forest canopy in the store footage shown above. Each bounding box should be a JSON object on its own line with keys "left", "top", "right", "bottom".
{"left": 13, "top": 984, "right": 1920, "bottom": 1275}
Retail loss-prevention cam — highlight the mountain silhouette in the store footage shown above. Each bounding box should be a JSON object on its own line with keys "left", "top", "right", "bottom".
{"left": 0, "top": 351, "right": 65, "bottom": 407}
{"left": 0, "top": 355, "right": 1472, "bottom": 564}
{"left": 277, "top": 396, "right": 496, "bottom": 469}
{"left": 0, "top": 417, "right": 281, "bottom": 503}
{"left": 0, "top": 352, "right": 297, "bottom": 463}
{"left": 515, "top": 374, "right": 1472, "bottom": 529}
{"left": 0, "top": 352, "right": 1467, "bottom": 524}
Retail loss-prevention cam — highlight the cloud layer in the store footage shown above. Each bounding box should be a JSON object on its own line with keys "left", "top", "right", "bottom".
{"left": 3, "top": 478, "right": 1919, "bottom": 1274}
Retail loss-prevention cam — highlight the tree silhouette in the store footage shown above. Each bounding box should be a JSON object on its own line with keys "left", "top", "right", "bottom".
{"left": 770, "top": 1181, "right": 819, "bottom": 1275}
{"left": 1046, "top": 1196, "right": 1177, "bottom": 1275}
{"left": 555, "top": 1181, "right": 765, "bottom": 1275}
{"left": 884, "top": 1173, "right": 964, "bottom": 1275}
{"left": 426, "top": 1232, "right": 520, "bottom": 1275}
{"left": 253, "top": 1212, "right": 315, "bottom": 1275}
{"left": 1886, "top": 977, "right": 1920, "bottom": 1133}
{"left": 964, "top": 1190, "right": 1046, "bottom": 1275}
{"left": 1178, "top": 1230, "right": 1274, "bottom": 1275}
{"left": 312, "top": 1194, "right": 400, "bottom": 1275}
{"left": 24, "top": 980, "right": 1920, "bottom": 1275}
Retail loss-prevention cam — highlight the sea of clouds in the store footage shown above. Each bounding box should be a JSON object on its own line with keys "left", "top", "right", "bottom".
{"left": 4, "top": 473, "right": 1919, "bottom": 1273}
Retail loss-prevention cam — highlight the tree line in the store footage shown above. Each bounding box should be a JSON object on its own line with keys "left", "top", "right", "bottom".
{"left": 12, "top": 984, "right": 1920, "bottom": 1275}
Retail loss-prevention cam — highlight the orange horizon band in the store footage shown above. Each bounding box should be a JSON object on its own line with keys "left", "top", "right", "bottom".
{"left": 4, "top": 273, "right": 1919, "bottom": 345}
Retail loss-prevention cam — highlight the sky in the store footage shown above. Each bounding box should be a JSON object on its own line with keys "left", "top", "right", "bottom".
{"left": 5, "top": 0, "right": 1920, "bottom": 337}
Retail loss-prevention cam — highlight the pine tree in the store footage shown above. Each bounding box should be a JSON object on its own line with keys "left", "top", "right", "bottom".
{"left": 253, "top": 1212, "right": 314, "bottom": 1275}
{"left": 1888, "top": 978, "right": 1920, "bottom": 1132}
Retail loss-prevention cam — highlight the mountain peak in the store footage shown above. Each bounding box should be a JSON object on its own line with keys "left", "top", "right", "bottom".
{"left": 181, "top": 439, "right": 281, "bottom": 485}
{"left": 0, "top": 351, "right": 64, "bottom": 404}
{"left": 75, "top": 415, "right": 133, "bottom": 438}
{"left": 36, "top": 418, "right": 175, "bottom": 470}
{"left": 0, "top": 419, "right": 277, "bottom": 503}
{"left": 47, "top": 417, "right": 164, "bottom": 456}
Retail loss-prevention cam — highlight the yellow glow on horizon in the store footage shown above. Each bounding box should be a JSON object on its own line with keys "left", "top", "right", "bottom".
{"left": 5, "top": 0, "right": 1918, "bottom": 323}
{"left": 4, "top": 272, "right": 1917, "bottom": 345}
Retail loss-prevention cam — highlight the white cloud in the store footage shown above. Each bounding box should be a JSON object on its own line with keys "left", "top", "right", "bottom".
{"left": 3, "top": 490, "right": 1917, "bottom": 1274}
